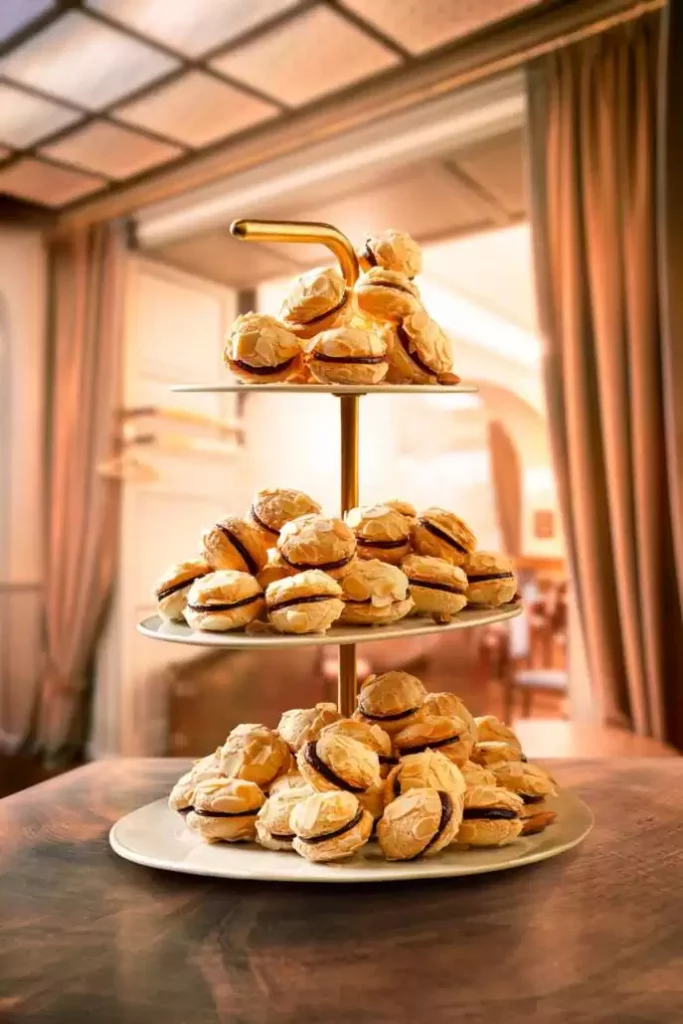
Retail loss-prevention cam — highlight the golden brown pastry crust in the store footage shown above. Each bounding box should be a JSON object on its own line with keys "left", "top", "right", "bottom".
{"left": 319, "top": 718, "right": 394, "bottom": 778}
{"left": 202, "top": 515, "right": 270, "bottom": 575}
{"left": 186, "top": 778, "right": 265, "bottom": 843}
{"left": 296, "top": 731, "right": 381, "bottom": 794}
{"left": 248, "top": 488, "right": 321, "bottom": 544}
{"left": 340, "top": 558, "right": 413, "bottom": 625}
{"left": 354, "top": 671, "right": 427, "bottom": 734}
{"left": 290, "top": 791, "right": 373, "bottom": 862}
{"left": 168, "top": 749, "right": 226, "bottom": 809}
{"left": 266, "top": 569, "right": 344, "bottom": 634}
{"left": 377, "top": 787, "right": 462, "bottom": 861}
{"left": 155, "top": 558, "right": 212, "bottom": 623}
{"left": 277, "top": 703, "right": 341, "bottom": 752}
{"left": 183, "top": 570, "right": 265, "bottom": 632}
{"left": 281, "top": 266, "right": 350, "bottom": 339}
{"left": 382, "top": 498, "right": 417, "bottom": 525}
{"left": 463, "top": 551, "right": 517, "bottom": 606}
{"left": 393, "top": 713, "right": 473, "bottom": 767}
{"left": 277, "top": 515, "right": 357, "bottom": 579}
{"left": 345, "top": 505, "right": 412, "bottom": 565}
{"left": 412, "top": 507, "right": 477, "bottom": 567}
{"left": 267, "top": 770, "right": 312, "bottom": 795}
{"left": 474, "top": 715, "right": 523, "bottom": 751}
{"left": 307, "top": 326, "right": 388, "bottom": 385}
{"left": 354, "top": 268, "right": 422, "bottom": 323}
{"left": 359, "top": 230, "right": 422, "bottom": 278}
{"left": 224, "top": 312, "right": 302, "bottom": 383}
{"left": 384, "top": 311, "right": 452, "bottom": 385}
{"left": 384, "top": 749, "right": 466, "bottom": 805}
{"left": 219, "top": 723, "right": 292, "bottom": 787}
{"left": 471, "top": 740, "right": 525, "bottom": 767}
{"left": 256, "top": 549, "right": 296, "bottom": 589}
{"left": 491, "top": 760, "right": 557, "bottom": 805}
{"left": 401, "top": 552, "right": 468, "bottom": 622}
{"left": 460, "top": 760, "right": 497, "bottom": 788}
{"left": 456, "top": 784, "right": 524, "bottom": 847}
{"left": 423, "top": 692, "right": 476, "bottom": 740}
{"left": 256, "top": 787, "right": 312, "bottom": 852}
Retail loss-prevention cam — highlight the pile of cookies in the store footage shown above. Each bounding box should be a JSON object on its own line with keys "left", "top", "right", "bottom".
{"left": 154, "top": 487, "right": 518, "bottom": 634}
{"left": 223, "top": 228, "right": 460, "bottom": 387}
{"left": 169, "top": 671, "right": 558, "bottom": 863}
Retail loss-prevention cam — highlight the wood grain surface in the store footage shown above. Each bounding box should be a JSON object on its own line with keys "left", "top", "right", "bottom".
{"left": 1, "top": 758, "right": 682, "bottom": 1024}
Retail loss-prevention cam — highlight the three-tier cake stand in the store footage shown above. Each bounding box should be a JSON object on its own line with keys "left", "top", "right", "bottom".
{"left": 110, "top": 220, "right": 593, "bottom": 881}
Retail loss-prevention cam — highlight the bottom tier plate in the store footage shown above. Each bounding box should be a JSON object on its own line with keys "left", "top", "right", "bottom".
{"left": 109, "top": 790, "right": 592, "bottom": 884}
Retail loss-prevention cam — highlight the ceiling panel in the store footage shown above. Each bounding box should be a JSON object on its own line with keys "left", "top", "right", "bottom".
{"left": 87, "top": 0, "right": 303, "bottom": 58}
{"left": 339, "top": 0, "right": 542, "bottom": 55}
{"left": 0, "top": 81, "right": 81, "bottom": 147}
{"left": 212, "top": 5, "right": 400, "bottom": 107}
{"left": 155, "top": 229, "right": 303, "bottom": 287}
{"left": 451, "top": 128, "right": 527, "bottom": 214}
{"left": 0, "top": 157, "right": 104, "bottom": 206}
{"left": 115, "top": 70, "right": 277, "bottom": 147}
{"left": 0, "top": 0, "right": 55, "bottom": 44}
{"left": 41, "top": 121, "right": 182, "bottom": 181}
{"left": 0, "top": 10, "right": 178, "bottom": 110}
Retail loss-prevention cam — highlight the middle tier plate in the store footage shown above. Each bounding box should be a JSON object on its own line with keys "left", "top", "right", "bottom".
{"left": 138, "top": 600, "right": 522, "bottom": 649}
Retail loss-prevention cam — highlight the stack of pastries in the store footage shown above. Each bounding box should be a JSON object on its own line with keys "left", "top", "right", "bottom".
{"left": 169, "top": 672, "right": 558, "bottom": 863}
{"left": 154, "top": 488, "right": 519, "bottom": 635}
{"left": 223, "top": 229, "right": 461, "bottom": 387}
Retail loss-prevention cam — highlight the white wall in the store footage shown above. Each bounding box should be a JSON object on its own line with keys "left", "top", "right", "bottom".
{"left": 0, "top": 225, "right": 46, "bottom": 750}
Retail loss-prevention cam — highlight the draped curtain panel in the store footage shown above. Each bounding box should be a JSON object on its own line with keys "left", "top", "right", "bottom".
{"left": 487, "top": 419, "right": 522, "bottom": 557}
{"left": 527, "top": 11, "right": 683, "bottom": 747}
{"left": 29, "top": 224, "right": 124, "bottom": 761}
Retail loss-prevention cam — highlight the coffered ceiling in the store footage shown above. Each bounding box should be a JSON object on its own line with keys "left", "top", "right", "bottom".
{"left": 0, "top": 0, "right": 543, "bottom": 210}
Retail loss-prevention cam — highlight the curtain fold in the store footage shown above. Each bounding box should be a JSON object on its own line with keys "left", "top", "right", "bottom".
{"left": 28, "top": 223, "right": 124, "bottom": 761}
{"left": 487, "top": 419, "right": 522, "bottom": 556}
{"left": 527, "top": 12, "right": 683, "bottom": 746}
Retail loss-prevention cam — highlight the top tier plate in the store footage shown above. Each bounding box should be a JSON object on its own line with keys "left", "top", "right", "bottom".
{"left": 171, "top": 383, "right": 477, "bottom": 395}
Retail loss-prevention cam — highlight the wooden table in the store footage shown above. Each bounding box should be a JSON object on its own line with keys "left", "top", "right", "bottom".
{"left": 2, "top": 759, "right": 683, "bottom": 1023}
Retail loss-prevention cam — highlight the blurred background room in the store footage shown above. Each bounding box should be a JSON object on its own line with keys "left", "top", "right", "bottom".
{"left": 1, "top": 0, "right": 681, "bottom": 793}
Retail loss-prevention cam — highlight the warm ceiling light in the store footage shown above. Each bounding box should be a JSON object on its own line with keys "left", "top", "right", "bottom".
{"left": 87, "top": 0, "right": 302, "bottom": 58}
{"left": 0, "top": 81, "right": 81, "bottom": 147}
{"left": 0, "top": 10, "right": 178, "bottom": 110}
{"left": 0, "top": 0, "right": 55, "bottom": 44}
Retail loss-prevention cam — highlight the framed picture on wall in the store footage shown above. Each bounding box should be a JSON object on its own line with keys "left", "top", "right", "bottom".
{"left": 534, "top": 509, "right": 555, "bottom": 539}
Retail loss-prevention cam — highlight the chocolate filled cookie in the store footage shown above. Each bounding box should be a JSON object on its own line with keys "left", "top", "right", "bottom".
{"left": 339, "top": 558, "right": 413, "bottom": 626}
{"left": 456, "top": 785, "right": 524, "bottom": 847}
{"left": 384, "top": 311, "right": 453, "bottom": 385}
{"left": 354, "top": 267, "right": 422, "bottom": 323}
{"left": 384, "top": 749, "right": 466, "bottom": 805}
{"left": 184, "top": 570, "right": 264, "bottom": 632}
{"left": 219, "top": 723, "right": 292, "bottom": 787}
{"left": 401, "top": 553, "right": 467, "bottom": 623}
{"left": 345, "top": 504, "right": 412, "bottom": 565}
{"left": 281, "top": 266, "right": 351, "bottom": 339}
{"left": 186, "top": 778, "right": 265, "bottom": 843}
{"left": 224, "top": 312, "right": 302, "bottom": 383}
{"left": 248, "top": 487, "right": 321, "bottom": 545}
{"left": 202, "top": 514, "right": 270, "bottom": 575}
{"left": 277, "top": 514, "right": 356, "bottom": 579}
{"left": 393, "top": 713, "right": 473, "bottom": 768}
{"left": 307, "top": 326, "right": 388, "bottom": 385}
{"left": 266, "top": 570, "right": 344, "bottom": 635}
{"left": 463, "top": 551, "right": 518, "bottom": 606}
{"left": 296, "top": 731, "right": 381, "bottom": 794}
{"left": 355, "top": 670, "right": 427, "bottom": 735}
{"left": 412, "top": 507, "right": 476, "bottom": 567}
{"left": 277, "top": 703, "right": 341, "bottom": 752}
{"left": 377, "top": 787, "right": 461, "bottom": 861}
{"left": 359, "top": 229, "right": 422, "bottom": 278}
{"left": 320, "top": 718, "right": 394, "bottom": 778}
{"left": 256, "top": 787, "right": 312, "bottom": 852}
{"left": 291, "top": 790, "right": 373, "bottom": 863}
{"left": 155, "top": 557, "right": 211, "bottom": 623}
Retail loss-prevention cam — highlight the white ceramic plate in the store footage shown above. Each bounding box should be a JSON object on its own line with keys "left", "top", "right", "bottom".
{"left": 138, "top": 602, "right": 522, "bottom": 650}
{"left": 171, "top": 383, "right": 477, "bottom": 394}
{"left": 110, "top": 791, "right": 592, "bottom": 884}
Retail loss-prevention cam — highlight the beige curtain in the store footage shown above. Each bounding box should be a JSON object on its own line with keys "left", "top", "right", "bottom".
{"left": 487, "top": 419, "right": 522, "bottom": 556}
{"left": 527, "top": 11, "right": 683, "bottom": 747}
{"left": 29, "top": 224, "right": 124, "bottom": 760}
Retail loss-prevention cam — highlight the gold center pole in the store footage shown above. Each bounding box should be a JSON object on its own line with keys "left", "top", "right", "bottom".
{"left": 338, "top": 394, "right": 359, "bottom": 716}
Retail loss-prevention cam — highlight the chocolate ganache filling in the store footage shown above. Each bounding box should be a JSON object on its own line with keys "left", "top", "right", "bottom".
{"left": 187, "top": 594, "right": 261, "bottom": 613}
{"left": 231, "top": 356, "right": 296, "bottom": 376}
{"left": 303, "top": 741, "right": 364, "bottom": 793}
{"left": 250, "top": 506, "right": 279, "bottom": 536}
{"left": 358, "top": 705, "right": 419, "bottom": 722}
{"left": 400, "top": 734, "right": 460, "bottom": 755}
{"left": 215, "top": 523, "right": 259, "bottom": 575}
{"left": 192, "top": 807, "right": 258, "bottom": 819}
{"left": 520, "top": 793, "right": 544, "bottom": 805}
{"left": 412, "top": 791, "right": 453, "bottom": 859}
{"left": 299, "top": 292, "right": 347, "bottom": 327}
{"left": 379, "top": 754, "right": 398, "bottom": 766}
{"left": 280, "top": 551, "right": 353, "bottom": 573}
{"left": 358, "top": 536, "right": 408, "bottom": 549}
{"left": 417, "top": 518, "right": 469, "bottom": 555}
{"left": 157, "top": 573, "right": 208, "bottom": 601}
{"left": 468, "top": 572, "right": 515, "bottom": 582}
{"left": 463, "top": 807, "right": 518, "bottom": 821}
{"left": 312, "top": 351, "right": 385, "bottom": 365}
{"left": 363, "top": 242, "right": 377, "bottom": 267}
{"left": 396, "top": 324, "right": 438, "bottom": 378}
{"left": 407, "top": 577, "right": 466, "bottom": 595}
{"left": 376, "top": 280, "right": 415, "bottom": 296}
{"left": 269, "top": 593, "right": 336, "bottom": 613}
{"left": 300, "top": 807, "right": 364, "bottom": 845}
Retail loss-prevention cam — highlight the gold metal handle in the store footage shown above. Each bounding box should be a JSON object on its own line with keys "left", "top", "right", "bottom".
{"left": 230, "top": 219, "right": 360, "bottom": 288}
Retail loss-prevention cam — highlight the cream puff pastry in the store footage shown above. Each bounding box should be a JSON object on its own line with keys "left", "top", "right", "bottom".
{"left": 354, "top": 268, "right": 422, "bottom": 323}
{"left": 490, "top": 760, "right": 557, "bottom": 816}
{"left": 186, "top": 778, "right": 265, "bottom": 843}
{"left": 281, "top": 266, "right": 350, "bottom": 339}
{"left": 339, "top": 558, "right": 413, "bottom": 626}
{"left": 296, "top": 731, "right": 381, "bottom": 794}
{"left": 359, "top": 229, "right": 422, "bottom": 279}
{"left": 277, "top": 514, "right": 356, "bottom": 579}
{"left": 393, "top": 713, "right": 473, "bottom": 767}
{"left": 475, "top": 715, "right": 523, "bottom": 753}
{"left": 184, "top": 570, "right": 264, "bottom": 632}
{"left": 256, "top": 787, "right": 312, "bottom": 852}
{"left": 306, "top": 325, "right": 388, "bottom": 385}
{"left": 291, "top": 790, "right": 373, "bottom": 862}
{"left": 385, "top": 749, "right": 466, "bottom": 804}
{"left": 401, "top": 553, "right": 468, "bottom": 622}
{"left": 155, "top": 558, "right": 212, "bottom": 623}
{"left": 422, "top": 692, "right": 476, "bottom": 741}
{"left": 277, "top": 703, "right": 341, "bottom": 752}
{"left": 456, "top": 785, "right": 524, "bottom": 847}
{"left": 377, "top": 787, "right": 461, "bottom": 861}
{"left": 202, "top": 515, "right": 270, "bottom": 576}
{"left": 464, "top": 551, "right": 518, "bottom": 606}
{"left": 320, "top": 718, "right": 394, "bottom": 776}
{"left": 355, "top": 670, "right": 427, "bottom": 735}
{"left": 384, "top": 311, "right": 453, "bottom": 385}
{"left": 220, "top": 723, "right": 292, "bottom": 787}
{"left": 412, "top": 507, "right": 477, "bottom": 567}
{"left": 345, "top": 504, "right": 412, "bottom": 565}
{"left": 248, "top": 487, "right": 321, "bottom": 544}
{"left": 471, "top": 740, "right": 525, "bottom": 767}
{"left": 266, "top": 570, "right": 344, "bottom": 634}
{"left": 224, "top": 312, "right": 302, "bottom": 383}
